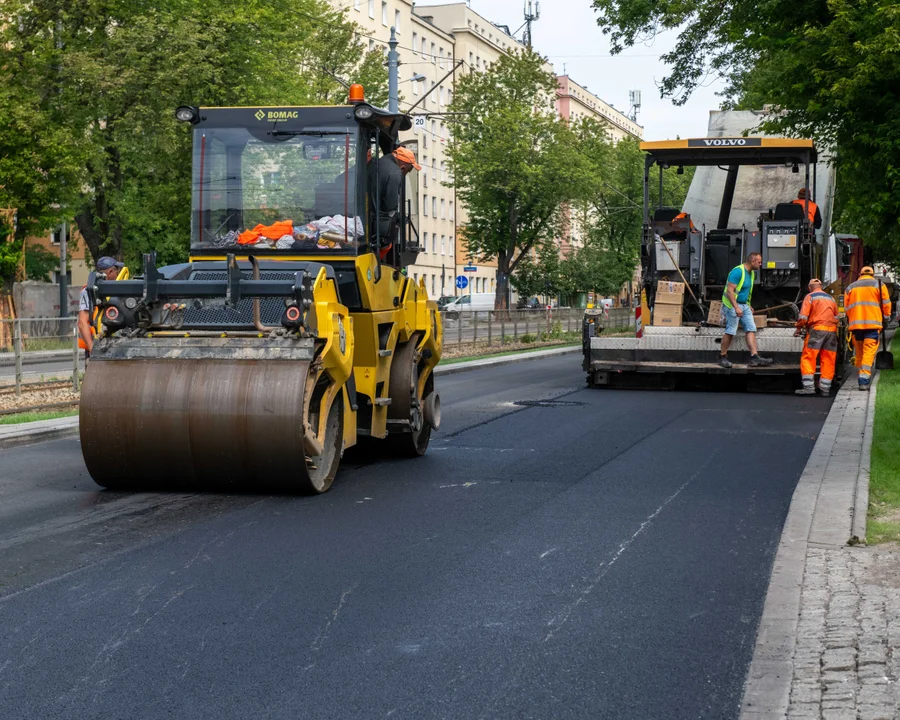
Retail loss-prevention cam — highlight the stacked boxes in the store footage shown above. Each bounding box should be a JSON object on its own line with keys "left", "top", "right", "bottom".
{"left": 707, "top": 300, "right": 725, "bottom": 327}
{"left": 653, "top": 280, "right": 685, "bottom": 327}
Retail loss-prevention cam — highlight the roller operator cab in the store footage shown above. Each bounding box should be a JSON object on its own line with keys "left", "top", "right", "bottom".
{"left": 79, "top": 94, "right": 443, "bottom": 493}
{"left": 585, "top": 121, "right": 849, "bottom": 391}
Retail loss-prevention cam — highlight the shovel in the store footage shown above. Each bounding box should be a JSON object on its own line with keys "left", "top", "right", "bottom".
{"left": 876, "top": 279, "right": 894, "bottom": 370}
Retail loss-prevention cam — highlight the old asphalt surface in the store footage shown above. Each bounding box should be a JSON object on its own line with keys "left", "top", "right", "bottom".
{"left": 0, "top": 354, "right": 831, "bottom": 719}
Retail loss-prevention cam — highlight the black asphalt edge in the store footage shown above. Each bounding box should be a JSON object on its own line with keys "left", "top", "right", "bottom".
{"left": 0, "top": 424, "right": 79, "bottom": 451}
{"left": 433, "top": 346, "right": 580, "bottom": 377}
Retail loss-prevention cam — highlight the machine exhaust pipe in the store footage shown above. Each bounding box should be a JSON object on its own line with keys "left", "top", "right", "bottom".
{"left": 423, "top": 392, "right": 441, "bottom": 431}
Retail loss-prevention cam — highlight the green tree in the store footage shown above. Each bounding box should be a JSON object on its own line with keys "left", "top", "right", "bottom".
{"left": 592, "top": 0, "right": 900, "bottom": 264}
{"left": 0, "top": 1, "right": 388, "bottom": 269}
{"left": 447, "top": 50, "right": 592, "bottom": 310}
{"left": 510, "top": 242, "right": 563, "bottom": 301}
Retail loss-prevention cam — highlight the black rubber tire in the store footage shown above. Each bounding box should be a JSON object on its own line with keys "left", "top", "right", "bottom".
{"left": 385, "top": 340, "right": 432, "bottom": 458}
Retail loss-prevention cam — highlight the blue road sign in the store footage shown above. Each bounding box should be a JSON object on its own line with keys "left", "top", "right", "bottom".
{"left": 455, "top": 275, "right": 468, "bottom": 290}
{"left": 463, "top": 266, "right": 477, "bottom": 273}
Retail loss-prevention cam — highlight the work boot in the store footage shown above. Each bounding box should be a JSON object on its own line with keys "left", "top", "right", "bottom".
{"left": 859, "top": 384, "right": 870, "bottom": 392}
{"left": 795, "top": 387, "right": 816, "bottom": 395}
{"left": 748, "top": 354, "right": 774, "bottom": 367}
{"left": 717, "top": 355, "right": 733, "bottom": 369}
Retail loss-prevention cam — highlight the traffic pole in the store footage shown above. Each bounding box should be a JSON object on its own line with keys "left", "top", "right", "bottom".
{"left": 388, "top": 27, "right": 399, "bottom": 113}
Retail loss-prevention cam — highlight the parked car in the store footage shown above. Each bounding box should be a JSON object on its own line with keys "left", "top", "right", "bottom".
{"left": 436, "top": 295, "right": 457, "bottom": 310}
{"left": 442, "top": 293, "right": 496, "bottom": 319}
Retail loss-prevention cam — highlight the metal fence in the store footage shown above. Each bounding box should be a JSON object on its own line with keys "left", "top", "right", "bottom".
{"left": 0, "top": 317, "right": 83, "bottom": 397}
{"left": 441, "top": 307, "right": 633, "bottom": 350}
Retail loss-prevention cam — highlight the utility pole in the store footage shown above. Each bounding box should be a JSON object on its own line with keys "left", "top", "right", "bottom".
{"left": 59, "top": 222, "right": 68, "bottom": 317}
{"left": 523, "top": 0, "right": 540, "bottom": 49}
{"left": 388, "top": 27, "right": 399, "bottom": 113}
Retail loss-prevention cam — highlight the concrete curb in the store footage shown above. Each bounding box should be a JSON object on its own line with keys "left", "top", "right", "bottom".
{"left": 740, "top": 361, "right": 884, "bottom": 718}
{"left": 850, "top": 372, "right": 878, "bottom": 545}
{"left": 0, "top": 419, "right": 79, "bottom": 451}
{"left": 434, "top": 345, "right": 580, "bottom": 376}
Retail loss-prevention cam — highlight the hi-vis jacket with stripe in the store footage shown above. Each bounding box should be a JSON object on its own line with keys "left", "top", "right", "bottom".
{"left": 797, "top": 290, "right": 838, "bottom": 331}
{"left": 844, "top": 277, "right": 891, "bottom": 331}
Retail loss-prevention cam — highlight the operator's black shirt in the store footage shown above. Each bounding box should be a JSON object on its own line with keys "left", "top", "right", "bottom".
{"left": 367, "top": 154, "right": 403, "bottom": 219}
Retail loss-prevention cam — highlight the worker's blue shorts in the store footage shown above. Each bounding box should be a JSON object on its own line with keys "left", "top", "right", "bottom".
{"left": 724, "top": 304, "right": 756, "bottom": 335}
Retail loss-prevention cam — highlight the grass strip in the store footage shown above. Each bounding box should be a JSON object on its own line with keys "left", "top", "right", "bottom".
{"left": 0, "top": 408, "right": 79, "bottom": 425}
{"left": 441, "top": 342, "right": 580, "bottom": 365}
{"left": 868, "top": 333, "right": 900, "bottom": 543}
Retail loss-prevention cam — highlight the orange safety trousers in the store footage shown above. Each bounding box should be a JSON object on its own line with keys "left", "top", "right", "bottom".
{"left": 800, "top": 327, "right": 838, "bottom": 392}
{"left": 853, "top": 335, "right": 880, "bottom": 385}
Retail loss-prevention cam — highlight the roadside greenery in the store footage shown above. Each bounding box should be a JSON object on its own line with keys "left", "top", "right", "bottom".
{"left": 0, "top": 0, "right": 387, "bottom": 280}
{"left": 0, "top": 408, "right": 79, "bottom": 425}
{"left": 448, "top": 51, "right": 693, "bottom": 308}
{"left": 869, "top": 335, "right": 900, "bottom": 543}
{"left": 592, "top": 0, "right": 900, "bottom": 266}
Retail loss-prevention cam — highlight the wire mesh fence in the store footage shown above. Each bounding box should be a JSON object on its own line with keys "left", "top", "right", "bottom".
{"left": 440, "top": 307, "right": 633, "bottom": 352}
{"left": 0, "top": 318, "right": 83, "bottom": 399}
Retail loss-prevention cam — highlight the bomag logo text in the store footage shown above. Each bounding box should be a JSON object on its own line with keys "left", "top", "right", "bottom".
{"left": 255, "top": 110, "right": 299, "bottom": 121}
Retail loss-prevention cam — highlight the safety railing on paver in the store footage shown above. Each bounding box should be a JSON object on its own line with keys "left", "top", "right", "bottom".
{"left": 0, "top": 318, "right": 83, "bottom": 404}
{"left": 440, "top": 307, "right": 633, "bottom": 350}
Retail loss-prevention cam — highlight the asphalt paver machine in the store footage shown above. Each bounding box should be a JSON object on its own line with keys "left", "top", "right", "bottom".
{"left": 79, "top": 90, "right": 442, "bottom": 492}
{"left": 585, "top": 125, "right": 847, "bottom": 390}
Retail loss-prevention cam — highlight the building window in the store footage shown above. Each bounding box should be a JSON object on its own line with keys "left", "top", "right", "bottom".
{"left": 440, "top": 198, "right": 446, "bottom": 218}
{"left": 422, "top": 131, "right": 428, "bottom": 150}
{"left": 439, "top": 47, "right": 444, "bottom": 69}
{"left": 440, "top": 160, "right": 446, "bottom": 181}
{"left": 441, "top": 235, "right": 446, "bottom": 255}
{"left": 431, "top": 42, "right": 436, "bottom": 63}
{"left": 421, "top": 36, "right": 427, "bottom": 55}
{"left": 447, "top": 89, "right": 452, "bottom": 106}
{"left": 50, "top": 227, "right": 61, "bottom": 244}
{"left": 432, "top": 276, "right": 436, "bottom": 295}
{"left": 439, "top": 87, "right": 445, "bottom": 106}
{"left": 394, "top": 9, "right": 401, "bottom": 32}
{"left": 432, "top": 196, "right": 437, "bottom": 216}
{"left": 412, "top": 74, "right": 419, "bottom": 95}
{"left": 369, "top": 38, "right": 375, "bottom": 51}
{"left": 449, "top": 201, "right": 454, "bottom": 221}
{"left": 431, "top": 235, "right": 437, "bottom": 253}
{"left": 368, "top": 0, "right": 374, "bottom": 19}
{"left": 412, "top": 32, "right": 417, "bottom": 53}
{"left": 469, "top": 52, "right": 474, "bottom": 67}
{"left": 421, "top": 231, "right": 427, "bottom": 250}
{"left": 381, "top": 1, "right": 387, "bottom": 26}
{"left": 354, "top": 0, "right": 360, "bottom": 10}
{"left": 429, "top": 80, "right": 435, "bottom": 105}
{"left": 423, "top": 195, "right": 429, "bottom": 216}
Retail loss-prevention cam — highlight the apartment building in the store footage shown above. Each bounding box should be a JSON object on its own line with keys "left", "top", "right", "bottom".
{"left": 331, "top": 0, "right": 458, "bottom": 300}
{"left": 556, "top": 75, "right": 643, "bottom": 142}
{"left": 27, "top": 225, "right": 90, "bottom": 288}
{"left": 420, "top": 3, "right": 544, "bottom": 297}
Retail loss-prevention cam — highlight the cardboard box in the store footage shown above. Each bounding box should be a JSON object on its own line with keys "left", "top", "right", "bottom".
{"left": 653, "top": 303, "right": 683, "bottom": 327}
{"left": 707, "top": 300, "right": 725, "bottom": 326}
{"left": 754, "top": 314, "right": 768, "bottom": 329}
{"left": 656, "top": 280, "right": 685, "bottom": 304}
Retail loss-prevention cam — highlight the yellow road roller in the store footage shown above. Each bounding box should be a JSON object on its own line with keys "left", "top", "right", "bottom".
{"left": 79, "top": 90, "right": 442, "bottom": 493}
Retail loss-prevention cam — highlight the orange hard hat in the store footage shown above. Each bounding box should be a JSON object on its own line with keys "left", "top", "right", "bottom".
{"left": 393, "top": 147, "right": 421, "bottom": 171}
{"left": 860, "top": 265, "right": 875, "bottom": 276}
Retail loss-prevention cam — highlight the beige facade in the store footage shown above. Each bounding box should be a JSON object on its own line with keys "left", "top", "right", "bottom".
{"left": 330, "top": 0, "right": 458, "bottom": 299}
{"left": 556, "top": 75, "right": 643, "bottom": 142}
{"left": 26, "top": 225, "right": 90, "bottom": 288}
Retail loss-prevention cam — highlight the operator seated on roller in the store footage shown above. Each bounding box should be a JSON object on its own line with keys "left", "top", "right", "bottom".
{"left": 794, "top": 279, "right": 839, "bottom": 396}
{"left": 844, "top": 265, "right": 892, "bottom": 391}
{"left": 717, "top": 252, "right": 774, "bottom": 369}
{"left": 78, "top": 256, "right": 124, "bottom": 360}
{"left": 791, "top": 188, "right": 822, "bottom": 230}
{"left": 367, "top": 146, "right": 420, "bottom": 261}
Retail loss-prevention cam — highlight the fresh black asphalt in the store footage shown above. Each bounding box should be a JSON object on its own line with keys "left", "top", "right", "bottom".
{"left": 0, "top": 354, "right": 831, "bottom": 719}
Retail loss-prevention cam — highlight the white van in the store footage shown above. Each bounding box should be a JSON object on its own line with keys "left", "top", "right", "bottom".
{"left": 442, "top": 293, "right": 496, "bottom": 318}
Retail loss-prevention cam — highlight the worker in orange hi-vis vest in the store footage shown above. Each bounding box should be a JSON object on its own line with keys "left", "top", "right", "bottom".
{"left": 844, "top": 266, "right": 891, "bottom": 391}
{"left": 78, "top": 256, "right": 124, "bottom": 359}
{"left": 794, "top": 279, "right": 839, "bottom": 396}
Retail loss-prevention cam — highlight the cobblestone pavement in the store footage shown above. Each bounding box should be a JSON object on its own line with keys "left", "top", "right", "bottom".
{"left": 788, "top": 546, "right": 900, "bottom": 719}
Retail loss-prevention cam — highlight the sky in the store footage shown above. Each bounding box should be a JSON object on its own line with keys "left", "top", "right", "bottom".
{"left": 418, "top": 0, "right": 727, "bottom": 140}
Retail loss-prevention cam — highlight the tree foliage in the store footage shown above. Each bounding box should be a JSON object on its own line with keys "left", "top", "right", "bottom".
{"left": 447, "top": 51, "right": 592, "bottom": 309}
{"left": 0, "top": 0, "right": 388, "bottom": 271}
{"left": 592, "top": 0, "right": 900, "bottom": 264}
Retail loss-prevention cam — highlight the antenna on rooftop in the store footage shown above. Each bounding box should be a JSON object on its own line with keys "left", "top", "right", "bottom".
{"left": 628, "top": 89, "right": 641, "bottom": 122}
{"left": 523, "top": 0, "right": 540, "bottom": 49}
